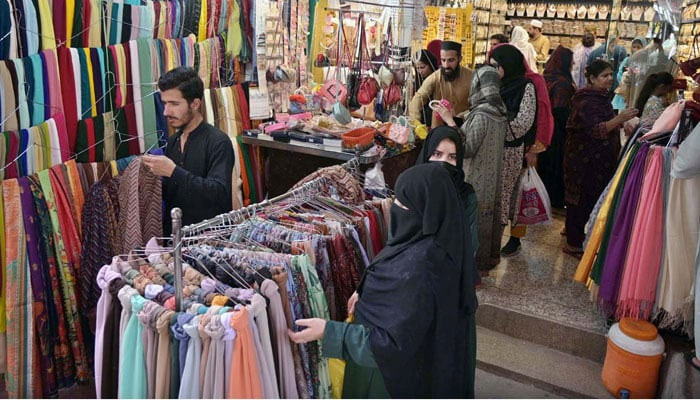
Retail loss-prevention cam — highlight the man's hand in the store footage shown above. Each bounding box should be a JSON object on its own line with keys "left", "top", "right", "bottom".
{"left": 287, "top": 318, "right": 327, "bottom": 344}
{"left": 142, "top": 155, "right": 176, "bottom": 177}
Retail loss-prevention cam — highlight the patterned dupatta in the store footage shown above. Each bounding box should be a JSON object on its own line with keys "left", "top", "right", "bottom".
{"left": 2, "top": 179, "right": 34, "bottom": 398}
{"left": 19, "top": 177, "right": 57, "bottom": 397}
{"left": 37, "top": 169, "right": 90, "bottom": 382}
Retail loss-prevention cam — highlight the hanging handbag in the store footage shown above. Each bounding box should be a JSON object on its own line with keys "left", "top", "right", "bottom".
{"left": 355, "top": 16, "right": 379, "bottom": 105}
{"left": 383, "top": 81, "right": 402, "bottom": 107}
{"left": 330, "top": 11, "right": 352, "bottom": 125}
{"left": 346, "top": 15, "right": 367, "bottom": 111}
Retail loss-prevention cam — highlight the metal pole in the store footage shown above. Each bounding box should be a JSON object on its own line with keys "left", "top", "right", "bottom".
{"left": 171, "top": 208, "right": 183, "bottom": 312}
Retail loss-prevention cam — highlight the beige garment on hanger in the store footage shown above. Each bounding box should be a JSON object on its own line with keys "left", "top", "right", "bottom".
{"left": 537, "top": 4, "right": 546, "bottom": 17}
{"left": 577, "top": 5, "right": 588, "bottom": 19}
{"left": 644, "top": 7, "right": 656, "bottom": 22}
{"left": 568, "top": 4, "right": 577, "bottom": 19}
{"left": 588, "top": 5, "right": 598, "bottom": 20}
{"left": 547, "top": 4, "right": 556, "bottom": 17}
{"left": 621, "top": 6, "right": 632, "bottom": 20}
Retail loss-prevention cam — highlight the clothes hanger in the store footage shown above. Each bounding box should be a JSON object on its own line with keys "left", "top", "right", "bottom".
{"left": 0, "top": 78, "right": 65, "bottom": 128}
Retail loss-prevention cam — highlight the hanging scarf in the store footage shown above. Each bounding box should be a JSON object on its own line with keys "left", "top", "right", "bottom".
{"left": 543, "top": 46, "right": 575, "bottom": 109}
{"left": 26, "top": 175, "right": 73, "bottom": 388}
{"left": 597, "top": 144, "right": 650, "bottom": 314}
{"left": 2, "top": 179, "right": 34, "bottom": 398}
{"left": 18, "top": 177, "right": 56, "bottom": 398}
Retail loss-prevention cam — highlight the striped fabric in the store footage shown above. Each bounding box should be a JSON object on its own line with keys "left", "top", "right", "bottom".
{"left": 118, "top": 158, "right": 162, "bottom": 253}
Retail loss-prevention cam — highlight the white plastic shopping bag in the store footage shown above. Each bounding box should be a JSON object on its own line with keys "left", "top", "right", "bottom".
{"left": 513, "top": 167, "right": 552, "bottom": 226}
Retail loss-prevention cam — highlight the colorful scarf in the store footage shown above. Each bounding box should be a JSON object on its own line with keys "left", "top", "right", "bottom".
{"left": 2, "top": 179, "right": 34, "bottom": 398}
{"left": 26, "top": 175, "right": 73, "bottom": 388}
{"left": 37, "top": 169, "right": 90, "bottom": 382}
{"left": 597, "top": 144, "right": 650, "bottom": 315}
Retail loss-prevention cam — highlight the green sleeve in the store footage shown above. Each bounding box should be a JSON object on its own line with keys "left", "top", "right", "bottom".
{"left": 322, "top": 321, "right": 378, "bottom": 368}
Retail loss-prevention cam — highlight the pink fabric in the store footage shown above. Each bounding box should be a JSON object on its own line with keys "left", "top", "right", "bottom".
{"left": 43, "top": 49, "right": 66, "bottom": 119}
{"left": 52, "top": 113, "right": 71, "bottom": 161}
{"left": 642, "top": 100, "right": 685, "bottom": 140}
{"left": 488, "top": 43, "right": 555, "bottom": 147}
{"left": 616, "top": 147, "right": 664, "bottom": 320}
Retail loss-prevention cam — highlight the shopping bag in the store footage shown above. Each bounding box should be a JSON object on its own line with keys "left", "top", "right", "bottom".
{"left": 329, "top": 315, "right": 354, "bottom": 399}
{"left": 513, "top": 167, "right": 552, "bottom": 226}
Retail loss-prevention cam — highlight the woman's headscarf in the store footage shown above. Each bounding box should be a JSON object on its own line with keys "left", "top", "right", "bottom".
{"left": 490, "top": 43, "right": 555, "bottom": 146}
{"left": 467, "top": 65, "right": 508, "bottom": 120}
{"left": 417, "top": 126, "right": 465, "bottom": 170}
{"left": 489, "top": 44, "right": 529, "bottom": 118}
{"left": 509, "top": 26, "right": 538, "bottom": 69}
{"left": 418, "top": 49, "right": 438, "bottom": 72}
{"left": 543, "top": 46, "right": 576, "bottom": 109}
{"left": 632, "top": 37, "right": 648, "bottom": 51}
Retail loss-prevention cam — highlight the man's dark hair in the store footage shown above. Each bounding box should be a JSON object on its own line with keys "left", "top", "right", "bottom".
{"left": 490, "top": 34, "right": 509, "bottom": 44}
{"left": 157, "top": 67, "right": 204, "bottom": 103}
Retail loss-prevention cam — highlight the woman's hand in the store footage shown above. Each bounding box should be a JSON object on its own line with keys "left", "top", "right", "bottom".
{"left": 435, "top": 104, "right": 456, "bottom": 127}
{"left": 619, "top": 108, "right": 639, "bottom": 122}
{"left": 347, "top": 291, "right": 359, "bottom": 315}
{"left": 525, "top": 152, "right": 538, "bottom": 168}
{"left": 287, "top": 318, "right": 327, "bottom": 343}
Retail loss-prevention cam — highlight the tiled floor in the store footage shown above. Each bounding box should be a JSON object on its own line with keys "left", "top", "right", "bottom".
{"left": 476, "top": 214, "right": 608, "bottom": 334}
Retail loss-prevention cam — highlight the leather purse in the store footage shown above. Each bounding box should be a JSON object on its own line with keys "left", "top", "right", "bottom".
{"left": 383, "top": 82, "right": 402, "bottom": 106}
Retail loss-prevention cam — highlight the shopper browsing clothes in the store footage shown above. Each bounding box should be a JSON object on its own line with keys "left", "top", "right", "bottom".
{"left": 142, "top": 67, "right": 235, "bottom": 235}
{"left": 563, "top": 60, "right": 638, "bottom": 258}
{"left": 288, "top": 163, "right": 478, "bottom": 398}
{"left": 409, "top": 41, "right": 474, "bottom": 129}
{"left": 435, "top": 65, "right": 508, "bottom": 271}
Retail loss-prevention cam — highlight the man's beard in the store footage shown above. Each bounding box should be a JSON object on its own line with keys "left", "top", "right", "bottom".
{"left": 528, "top": 32, "right": 534, "bottom": 38}
{"left": 442, "top": 66, "right": 460, "bottom": 82}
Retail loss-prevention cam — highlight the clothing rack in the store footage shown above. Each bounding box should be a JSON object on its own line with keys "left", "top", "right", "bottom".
{"left": 170, "top": 156, "right": 363, "bottom": 311}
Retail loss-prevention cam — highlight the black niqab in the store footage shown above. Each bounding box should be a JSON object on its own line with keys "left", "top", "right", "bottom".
{"left": 355, "top": 163, "right": 476, "bottom": 397}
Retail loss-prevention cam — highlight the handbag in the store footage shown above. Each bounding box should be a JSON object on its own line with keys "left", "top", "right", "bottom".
{"left": 383, "top": 82, "right": 402, "bottom": 106}
{"left": 388, "top": 116, "right": 410, "bottom": 144}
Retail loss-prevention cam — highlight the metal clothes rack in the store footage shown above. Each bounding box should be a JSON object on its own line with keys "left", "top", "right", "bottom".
{"left": 169, "top": 156, "right": 362, "bottom": 311}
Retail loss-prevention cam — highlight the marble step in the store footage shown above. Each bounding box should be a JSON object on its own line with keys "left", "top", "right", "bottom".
{"left": 476, "top": 303, "right": 608, "bottom": 363}
{"left": 476, "top": 326, "right": 613, "bottom": 398}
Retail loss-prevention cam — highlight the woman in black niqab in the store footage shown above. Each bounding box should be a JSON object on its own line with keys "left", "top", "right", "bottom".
{"left": 288, "top": 163, "right": 478, "bottom": 398}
